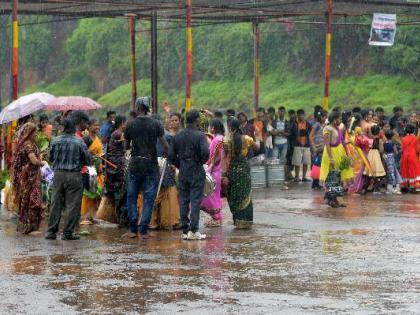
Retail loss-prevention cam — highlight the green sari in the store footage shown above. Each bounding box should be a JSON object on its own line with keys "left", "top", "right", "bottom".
{"left": 227, "top": 155, "right": 253, "bottom": 229}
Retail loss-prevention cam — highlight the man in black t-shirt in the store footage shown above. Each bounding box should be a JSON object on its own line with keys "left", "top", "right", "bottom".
{"left": 124, "top": 97, "right": 168, "bottom": 238}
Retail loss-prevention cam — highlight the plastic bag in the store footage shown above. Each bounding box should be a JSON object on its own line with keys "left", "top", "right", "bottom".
{"left": 325, "top": 170, "right": 344, "bottom": 196}
{"left": 41, "top": 163, "right": 54, "bottom": 187}
{"left": 83, "top": 166, "right": 98, "bottom": 193}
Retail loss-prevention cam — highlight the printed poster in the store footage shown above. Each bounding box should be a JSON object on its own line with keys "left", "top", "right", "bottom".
{"left": 369, "top": 13, "right": 397, "bottom": 46}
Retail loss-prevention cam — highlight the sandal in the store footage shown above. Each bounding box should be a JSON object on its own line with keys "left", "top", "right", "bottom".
{"left": 205, "top": 219, "right": 222, "bottom": 227}
{"left": 80, "top": 219, "right": 93, "bottom": 225}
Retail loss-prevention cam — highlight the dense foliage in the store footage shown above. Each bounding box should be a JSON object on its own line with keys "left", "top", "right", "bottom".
{"left": 0, "top": 15, "right": 418, "bottom": 111}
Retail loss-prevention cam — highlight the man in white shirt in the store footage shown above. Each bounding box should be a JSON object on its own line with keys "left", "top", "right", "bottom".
{"left": 272, "top": 106, "right": 289, "bottom": 163}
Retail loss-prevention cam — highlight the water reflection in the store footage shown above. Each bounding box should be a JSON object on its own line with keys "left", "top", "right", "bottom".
{"left": 1, "top": 188, "right": 420, "bottom": 313}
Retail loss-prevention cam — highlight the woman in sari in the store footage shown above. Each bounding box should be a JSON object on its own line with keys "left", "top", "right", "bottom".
{"left": 346, "top": 114, "right": 372, "bottom": 193}
{"left": 148, "top": 113, "right": 181, "bottom": 230}
{"left": 4, "top": 114, "right": 35, "bottom": 213}
{"left": 81, "top": 119, "right": 104, "bottom": 225}
{"left": 201, "top": 119, "right": 225, "bottom": 227}
{"left": 101, "top": 115, "right": 128, "bottom": 226}
{"left": 320, "top": 112, "right": 354, "bottom": 188}
{"left": 223, "top": 119, "right": 260, "bottom": 229}
{"left": 12, "top": 122, "right": 45, "bottom": 235}
{"left": 320, "top": 112, "right": 354, "bottom": 207}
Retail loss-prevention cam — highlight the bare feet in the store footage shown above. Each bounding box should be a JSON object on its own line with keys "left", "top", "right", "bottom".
{"left": 122, "top": 232, "right": 138, "bottom": 238}
{"left": 28, "top": 230, "right": 42, "bottom": 236}
{"left": 140, "top": 232, "right": 157, "bottom": 239}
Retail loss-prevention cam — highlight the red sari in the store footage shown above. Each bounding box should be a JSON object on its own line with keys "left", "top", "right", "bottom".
{"left": 400, "top": 134, "right": 420, "bottom": 189}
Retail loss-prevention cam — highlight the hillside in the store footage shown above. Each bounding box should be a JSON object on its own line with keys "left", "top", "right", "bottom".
{"left": 0, "top": 16, "right": 418, "bottom": 113}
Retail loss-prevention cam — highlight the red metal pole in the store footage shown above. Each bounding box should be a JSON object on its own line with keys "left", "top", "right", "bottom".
{"left": 12, "top": 0, "right": 18, "bottom": 101}
{"left": 129, "top": 15, "right": 137, "bottom": 111}
{"left": 185, "top": 0, "right": 192, "bottom": 111}
{"left": 323, "top": 0, "right": 333, "bottom": 112}
{"left": 151, "top": 11, "right": 158, "bottom": 114}
{"left": 253, "top": 22, "right": 260, "bottom": 116}
{"left": 6, "top": 0, "right": 19, "bottom": 170}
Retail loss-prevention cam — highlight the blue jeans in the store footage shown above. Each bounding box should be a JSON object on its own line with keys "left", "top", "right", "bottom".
{"left": 126, "top": 171, "right": 159, "bottom": 234}
{"left": 265, "top": 148, "right": 273, "bottom": 159}
{"left": 274, "top": 143, "right": 288, "bottom": 163}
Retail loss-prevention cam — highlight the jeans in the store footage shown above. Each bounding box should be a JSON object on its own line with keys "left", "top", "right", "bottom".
{"left": 265, "top": 148, "right": 273, "bottom": 159}
{"left": 178, "top": 171, "right": 205, "bottom": 234}
{"left": 126, "top": 171, "right": 159, "bottom": 234}
{"left": 47, "top": 171, "right": 83, "bottom": 237}
{"left": 274, "top": 142, "right": 288, "bottom": 163}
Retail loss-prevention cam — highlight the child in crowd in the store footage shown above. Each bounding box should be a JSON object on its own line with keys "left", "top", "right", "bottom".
{"left": 363, "top": 125, "right": 387, "bottom": 194}
{"left": 383, "top": 129, "right": 402, "bottom": 194}
{"left": 310, "top": 111, "right": 326, "bottom": 189}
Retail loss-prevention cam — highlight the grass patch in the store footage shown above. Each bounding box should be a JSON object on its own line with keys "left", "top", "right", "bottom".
{"left": 27, "top": 73, "right": 420, "bottom": 114}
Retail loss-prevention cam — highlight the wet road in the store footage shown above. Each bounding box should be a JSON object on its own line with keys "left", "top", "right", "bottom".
{"left": 1, "top": 185, "right": 420, "bottom": 314}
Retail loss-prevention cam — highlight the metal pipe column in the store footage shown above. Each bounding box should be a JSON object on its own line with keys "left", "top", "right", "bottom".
{"left": 151, "top": 11, "right": 158, "bottom": 113}
{"left": 185, "top": 0, "right": 192, "bottom": 111}
{"left": 253, "top": 21, "right": 260, "bottom": 115}
{"left": 323, "top": 0, "right": 333, "bottom": 111}
{"left": 129, "top": 14, "right": 137, "bottom": 111}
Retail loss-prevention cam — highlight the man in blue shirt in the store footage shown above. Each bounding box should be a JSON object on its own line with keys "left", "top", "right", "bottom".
{"left": 99, "top": 111, "right": 116, "bottom": 151}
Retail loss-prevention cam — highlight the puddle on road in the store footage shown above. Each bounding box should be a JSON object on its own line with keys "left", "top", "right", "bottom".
{"left": 1, "top": 189, "right": 420, "bottom": 313}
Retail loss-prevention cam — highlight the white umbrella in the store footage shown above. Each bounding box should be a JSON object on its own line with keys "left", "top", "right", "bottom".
{"left": 0, "top": 92, "right": 55, "bottom": 124}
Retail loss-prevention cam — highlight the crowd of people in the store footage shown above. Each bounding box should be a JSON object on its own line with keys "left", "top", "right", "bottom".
{"left": 245, "top": 104, "right": 420, "bottom": 206}
{"left": 3, "top": 98, "right": 420, "bottom": 240}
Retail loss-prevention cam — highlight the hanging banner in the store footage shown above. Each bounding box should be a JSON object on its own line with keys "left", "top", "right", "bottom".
{"left": 369, "top": 13, "right": 397, "bottom": 46}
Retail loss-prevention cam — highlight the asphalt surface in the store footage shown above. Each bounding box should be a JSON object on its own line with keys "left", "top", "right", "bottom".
{"left": 1, "top": 184, "right": 420, "bottom": 314}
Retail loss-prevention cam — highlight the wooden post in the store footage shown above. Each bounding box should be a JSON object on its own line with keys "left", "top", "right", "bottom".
{"left": 253, "top": 22, "right": 260, "bottom": 116}
{"left": 323, "top": 0, "right": 333, "bottom": 112}
{"left": 129, "top": 14, "right": 137, "bottom": 111}
{"left": 185, "top": 0, "right": 192, "bottom": 112}
{"left": 151, "top": 11, "right": 158, "bottom": 114}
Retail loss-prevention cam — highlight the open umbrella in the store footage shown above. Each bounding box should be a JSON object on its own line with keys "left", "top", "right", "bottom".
{"left": 45, "top": 96, "right": 102, "bottom": 111}
{"left": 0, "top": 92, "right": 55, "bottom": 124}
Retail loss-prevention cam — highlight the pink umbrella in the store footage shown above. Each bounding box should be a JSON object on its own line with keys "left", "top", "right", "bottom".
{"left": 0, "top": 92, "right": 55, "bottom": 124}
{"left": 45, "top": 96, "right": 102, "bottom": 111}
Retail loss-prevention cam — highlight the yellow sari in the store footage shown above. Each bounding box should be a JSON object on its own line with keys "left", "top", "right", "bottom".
{"left": 320, "top": 126, "right": 354, "bottom": 187}
{"left": 81, "top": 136, "right": 104, "bottom": 217}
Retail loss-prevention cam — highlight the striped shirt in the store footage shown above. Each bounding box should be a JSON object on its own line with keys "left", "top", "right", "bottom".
{"left": 49, "top": 134, "right": 91, "bottom": 172}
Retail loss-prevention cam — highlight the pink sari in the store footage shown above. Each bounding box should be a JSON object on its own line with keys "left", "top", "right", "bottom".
{"left": 201, "top": 135, "right": 224, "bottom": 221}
